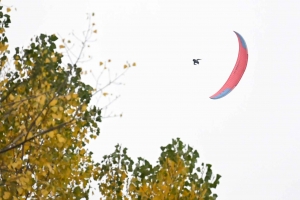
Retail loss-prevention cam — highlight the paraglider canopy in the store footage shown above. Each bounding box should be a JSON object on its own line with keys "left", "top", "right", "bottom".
{"left": 209, "top": 31, "right": 248, "bottom": 99}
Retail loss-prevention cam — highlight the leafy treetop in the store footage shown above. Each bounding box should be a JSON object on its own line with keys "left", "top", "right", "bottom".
{"left": 97, "top": 138, "right": 221, "bottom": 200}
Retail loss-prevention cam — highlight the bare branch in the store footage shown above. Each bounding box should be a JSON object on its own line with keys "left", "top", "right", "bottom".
{"left": 93, "top": 63, "right": 131, "bottom": 96}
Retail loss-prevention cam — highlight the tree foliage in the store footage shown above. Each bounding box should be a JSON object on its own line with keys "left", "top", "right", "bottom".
{"left": 98, "top": 138, "right": 221, "bottom": 200}
{"left": 0, "top": 6, "right": 103, "bottom": 199}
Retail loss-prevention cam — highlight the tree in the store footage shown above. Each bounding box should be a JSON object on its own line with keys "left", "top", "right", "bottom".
{"left": 98, "top": 138, "right": 221, "bottom": 200}
{"left": 0, "top": 6, "right": 133, "bottom": 199}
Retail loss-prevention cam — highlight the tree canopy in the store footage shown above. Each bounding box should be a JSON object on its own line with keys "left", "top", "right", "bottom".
{"left": 98, "top": 138, "right": 221, "bottom": 200}
{"left": 0, "top": 6, "right": 102, "bottom": 199}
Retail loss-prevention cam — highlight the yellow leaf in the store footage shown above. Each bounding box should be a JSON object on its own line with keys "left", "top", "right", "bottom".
{"left": 14, "top": 60, "right": 19, "bottom": 66}
{"left": 79, "top": 149, "right": 85, "bottom": 155}
{"left": 41, "top": 171, "right": 47, "bottom": 178}
{"left": 48, "top": 131, "right": 55, "bottom": 138}
{"left": 103, "top": 92, "right": 108, "bottom": 96}
{"left": 11, "top": 162, "right": 18, "bottom": 169}
{"left": 45, "top": 163, "right": 54, "bottom": 174}
{"left": 0, "top": 43, "right": 9, "bottom": 52}
{"left": 0, "top": 28, "right": 5, "bottom": 34}
{"left": 9, "top": 94, "right": 14, "bottom": 100}
{"left": 57, "top": 134, "right": 66, "bottom": 143}
{"left": 66, "top": 94, "right": 71, "bottom": 100}
{"left": 132, "top": 62, "right": 136, "bottom": 66}
{"left": 52, "top": 112, "right": 62, "bottom": 120}
{"left": 49, "top": 99, "right": 57, "bottom": 106}
{"left": 51, "top": 106, "right": 58, "bottom": 112}
{"left": 141, "top": 184, "right": 148, "bottom": 192}
{"left": 17, "top": 85, "right": 25, "bottom": 93}
{"left": 129, "top": 183, "right": 136, "bottom": 192}
{"left": 51, "top": 56, "right": 57, "bottom": 62}
{"left": 67, "top": 109, "right": 74, "bottom": 115}
{"left": 82, "top": 104, "right": 87, "bottom": 111}
{"left": 93, "top": 30, "right": 97, "bottom": 33}
{"left": 41, "top": 189, "right": 48, "bottom": 196}
{"left": 39, "top": 95, "right": 46, "bottom": 105}
{"left": 28, "top": 132, "right": 33, "bottom": 140}
{"left": 15, "top": 159, "right": 22, "bottom": 168}
{"left": 121, "top": 171, "right": 127, "bottom": 181}
{"left": 72, "top": 93, "right": 78, "bottom": 98}
{"left": 74, "top": 126, "right": 80, "bottom": 133}
{"left": 124, "top": 65, "right": 128, "bottom": 69}
{"left": 3, "top": 192, "right": 10, "bottom": 199}
{"left": 45, "top": 58, "right": 50, "bottom": 63}
{"left": 19, "top": 177, "right": 29, "bottom": 185}
{"left": 108, "top": 59, "right": 111, "bottom": 62}
{"left": 23, "top": 143, "right": 30, "bottom": 152}
{"left": 59, "top": 45, "right": 65, "bottom": 49}
{"left": 17, "top": 188, "right": 23, "bottom": 195}
{"left": 35, "top": 116, "right": 42, "bottom": 126}
{"left": 19, "top": 124, "right": 26, "bottom": 131}
{"left": 99, "top": 62, "right": 103, "bottom": 66}
{"left": 7, "top": 8, "right": 11, "bottom": 12}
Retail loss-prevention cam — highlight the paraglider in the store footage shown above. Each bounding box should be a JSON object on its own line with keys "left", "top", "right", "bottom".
{"left": 193, "top": 59, "right": 201, "bottom": 65}
{"left": 210, "top": 31, "right": 248, "bottom": 99}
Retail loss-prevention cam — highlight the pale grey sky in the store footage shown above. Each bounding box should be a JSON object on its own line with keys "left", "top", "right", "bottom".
{"left": 7, "top": 0, "right": 300, "bottom": 199}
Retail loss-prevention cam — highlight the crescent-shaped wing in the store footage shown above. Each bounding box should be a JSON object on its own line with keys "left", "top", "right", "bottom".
{"left": 210, "top": 31, "right": 248, "bottom": 99}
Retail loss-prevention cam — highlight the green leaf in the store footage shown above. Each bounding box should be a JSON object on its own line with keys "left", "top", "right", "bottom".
{"left": 15, "top": 47, "right": 19, "bottom": 54}
{"left": 39, "top": 34, "right": 47, "bottom": 41}
{"left": 50, "top": 34, "right": 58, "bottom": 41}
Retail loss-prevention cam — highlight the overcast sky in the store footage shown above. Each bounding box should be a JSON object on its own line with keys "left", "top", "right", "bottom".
{"left": 7, "top": 0, "right": 300, "bottom": 199}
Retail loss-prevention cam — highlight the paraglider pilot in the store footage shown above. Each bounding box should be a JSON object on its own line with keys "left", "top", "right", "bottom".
{"left": 193, "top": 59, "right": 201, "bottom": 65}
